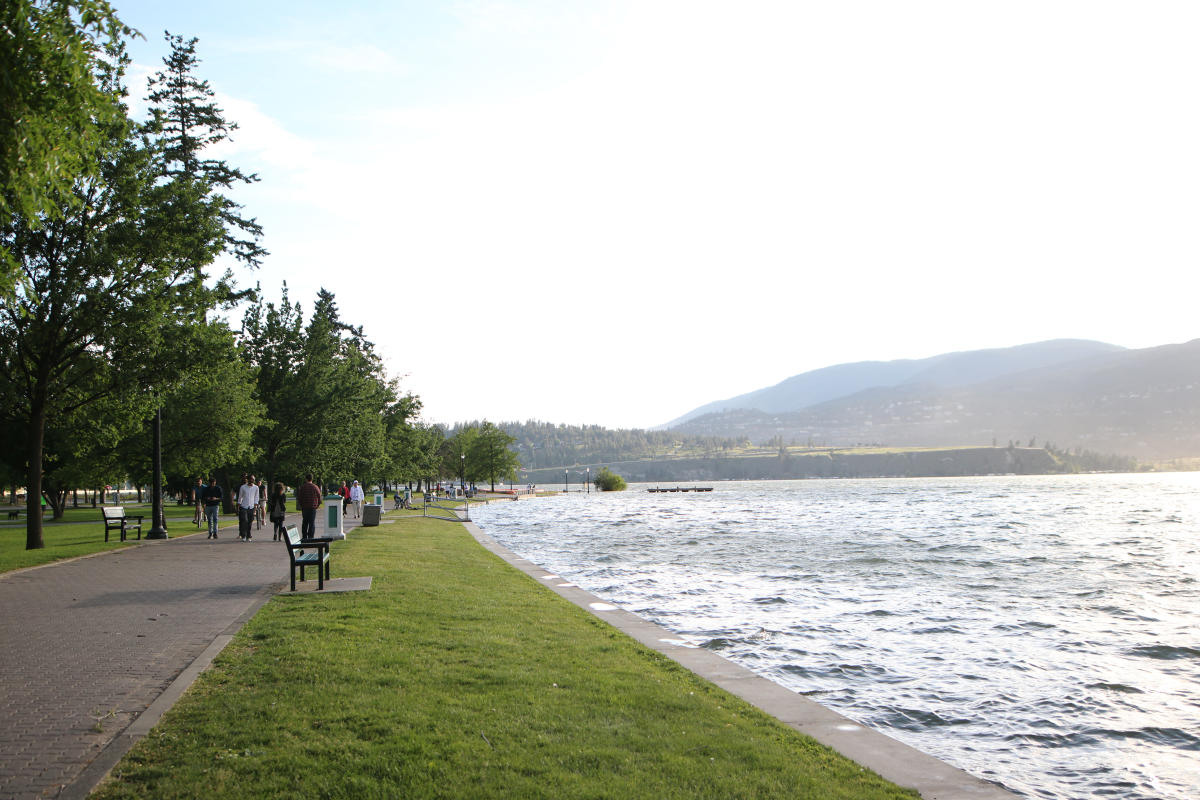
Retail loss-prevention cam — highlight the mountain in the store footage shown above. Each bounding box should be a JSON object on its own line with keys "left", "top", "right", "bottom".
{"left": 665, "top": 339, "right": 1200, "bottom": 460}
{"left": 661, "top": 339, "right": 1125, "bottom": 428}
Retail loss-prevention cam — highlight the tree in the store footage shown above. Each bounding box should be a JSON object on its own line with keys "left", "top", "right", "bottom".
{"left": 445, "top": 426, "right": 478, "bottom": 487}
{"left": 410, "top": 424, "right": 446, "bottom": 491}
{"left": 145, "top": 32, "right": 265, "bottom": 267}
{"left": 112, "top": 322, "right": 263, "bottom": 497}
{"left": 131, "top": 32, "right": 266, "bottom": 524}
{"left": 0, "top": 1, "right": 134, "bottom": 295}
{"left": 0, "top": 48, "right": 229, "bottom": 548}
{"left": 238, "top": 284, "right": 310, "bottom": 486}
{"left": 297, "top": 290, "right": 393, "bottom": 484}
{"left": 468, "top": 422, "right": 520, "bottom": 491}
{"left": 238, "top": 287, "right": 397, "bottom": 489}
{"left": 0, "top": 39, "right": 260, "bottom": 549}
{"left": 381, "top": 392, "right": 424, "bottom": 488}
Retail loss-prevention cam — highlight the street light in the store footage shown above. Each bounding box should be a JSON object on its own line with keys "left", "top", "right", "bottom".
{"left": 586, "top": 466, "right": 590, "bottom": 494}
{"left": 564, "top": 469, "right": 568, "bottom": 493}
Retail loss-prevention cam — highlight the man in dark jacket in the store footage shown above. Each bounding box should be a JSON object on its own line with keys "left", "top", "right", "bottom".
{"left": 296, "top": 474, "right": 322, "bottom": 539}
{"left": 201, "top": 477, "right": 222, "bottom": 539}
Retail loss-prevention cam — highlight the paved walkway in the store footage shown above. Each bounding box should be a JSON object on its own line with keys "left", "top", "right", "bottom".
{"left": 0, "top": 511, "right": 365, "bottom": 800}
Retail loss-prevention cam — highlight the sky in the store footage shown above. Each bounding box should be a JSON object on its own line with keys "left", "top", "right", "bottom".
{"left": 112, "top": 1, "right": 1200, "bottom": 430}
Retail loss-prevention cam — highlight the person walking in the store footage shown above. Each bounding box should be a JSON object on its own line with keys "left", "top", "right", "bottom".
{"left": 201, "top": 477, "right": 222, "bottom": 539}
{"left": 297, "top": 474, "right": 322, "bottom": 539}
{"left": 337, "top": 480, "right": 351, "bottom": 515}
{"left": 267, "top": 482, "right": 288, "bottom": 541}
{"left": 255, "top": 478, "right": 267, "bottom": 530}
{"left": 191, "top": 476, "right": 205, "bottom": 527}
{"left": 237, "top": 474, "right": 258, "bottom": 541}
{"left": 349, "top": 480, "right": 364, "bottom": 519}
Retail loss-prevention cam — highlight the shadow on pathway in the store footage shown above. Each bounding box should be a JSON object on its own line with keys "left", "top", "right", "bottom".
{"left": 0, "top": 511, "right": 363, "bottom": 800}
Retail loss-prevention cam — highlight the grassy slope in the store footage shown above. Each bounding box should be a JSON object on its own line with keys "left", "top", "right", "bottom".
{"left": 92, "top": 516, "right": 916, "bottom": 800}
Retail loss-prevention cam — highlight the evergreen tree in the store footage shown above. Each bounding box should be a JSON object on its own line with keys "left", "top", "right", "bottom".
{"left": 239, "top": 286, "right": 399, "bottom": 488}
{"left": 239, "top": 283, "right": 309, "bottom": 486}
{"left": 145, "top": 32, "right": 266, "bottom": 268}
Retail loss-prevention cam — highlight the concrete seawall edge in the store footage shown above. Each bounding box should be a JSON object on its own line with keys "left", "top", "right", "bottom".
{"left": 464, "top": 520, "right": 1017, "bottom": 800}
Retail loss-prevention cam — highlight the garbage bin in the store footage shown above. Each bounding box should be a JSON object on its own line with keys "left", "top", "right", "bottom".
{"left": 324, "top": 494, "right": 345, "bottom": 539}
{"left": 362, "top": 504, "right": 381, "bottom": 526}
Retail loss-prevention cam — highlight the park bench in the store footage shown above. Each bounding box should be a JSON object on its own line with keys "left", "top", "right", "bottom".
{"left": 102, "top": 506, "right": 143, "bottom": 542}
{"left": 283, "top": 525, "right": 331, "bottom": 591}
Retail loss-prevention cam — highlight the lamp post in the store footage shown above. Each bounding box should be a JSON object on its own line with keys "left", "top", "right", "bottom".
{"left": 564, "top": 469, "right": 568, "bottom": 493}
{"left": 460, "top": 453, "right": 465, "bottom": 493}
{"left": 586, "top": 466, "right": 590, "bottom": 494}
{"left": 147, "top": 405, "right": 168, "bottom": 539}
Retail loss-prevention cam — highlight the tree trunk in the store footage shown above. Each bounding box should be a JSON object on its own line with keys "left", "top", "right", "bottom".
{"left": 46, "top": 484, "right": 65, "bottom": 520}
{"left": 25, "top": 402, "right": 46, "bottom": 550}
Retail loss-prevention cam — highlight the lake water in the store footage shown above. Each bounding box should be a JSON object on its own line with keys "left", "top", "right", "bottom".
{"left": 472, "top": 474, "right": 1200, "bottom": 800}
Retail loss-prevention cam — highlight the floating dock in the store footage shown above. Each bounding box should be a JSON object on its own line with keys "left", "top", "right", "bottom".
{"left": 646, "top": 487, "right": 713, "bottom": 493}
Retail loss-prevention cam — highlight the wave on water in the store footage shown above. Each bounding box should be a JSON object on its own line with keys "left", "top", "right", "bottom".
{"left": 1126, "top": 644, "right": 1200, "bottom": 661}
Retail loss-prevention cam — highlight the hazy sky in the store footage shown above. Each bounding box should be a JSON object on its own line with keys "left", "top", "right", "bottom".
{"left": 113, "top": 1, "right": 1200, "bottom": 430}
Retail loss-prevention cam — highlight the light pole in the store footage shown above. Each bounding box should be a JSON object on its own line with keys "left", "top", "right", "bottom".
{"left": 460, "top": 453, "right": 465, "bottom": 493}
{"left": 564, "top": 469, "right": 568, "bottom": 493}
{"left": 586, "top": 466, "right": 590, "bottom": 494}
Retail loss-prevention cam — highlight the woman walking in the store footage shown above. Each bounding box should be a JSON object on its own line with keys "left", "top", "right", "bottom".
{"left": 268, "top": 482, "right": 288, "bottom": 541}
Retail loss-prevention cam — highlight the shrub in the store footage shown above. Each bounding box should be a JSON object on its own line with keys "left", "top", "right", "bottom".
{"left": 594, "top": 467, "right": 627, "bottom": 491}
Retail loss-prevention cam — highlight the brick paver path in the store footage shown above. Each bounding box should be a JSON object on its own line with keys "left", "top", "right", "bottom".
{"left": 0, "top": 520, "right": 298, "bottom": 799}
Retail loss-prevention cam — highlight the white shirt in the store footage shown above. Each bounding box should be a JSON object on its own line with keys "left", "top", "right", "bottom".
{"left": 238, "top": 482, "right": 259, "bottom": 509}
{"left": 349, "top": 484, "right": 365, "bottom": 502}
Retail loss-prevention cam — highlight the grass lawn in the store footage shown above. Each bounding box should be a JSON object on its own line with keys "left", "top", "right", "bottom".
{"left": 0, "top": 505, "right": 236, "bottom": 573}
{"left": 92, "top": 517, "right": 917, "bottom": 800}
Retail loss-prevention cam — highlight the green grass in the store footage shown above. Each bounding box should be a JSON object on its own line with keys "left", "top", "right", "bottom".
{"left": 0, "top": 505, "right": 237, "bottom": 573}
{"left": 93, "top": 518, "right": 917, "bottom": 800}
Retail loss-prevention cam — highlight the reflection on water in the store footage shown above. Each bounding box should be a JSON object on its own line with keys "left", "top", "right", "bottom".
{"left": 474, "top": 473, "right": 1200, "bottom": 800}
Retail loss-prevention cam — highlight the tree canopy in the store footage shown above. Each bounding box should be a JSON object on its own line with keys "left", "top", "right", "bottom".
{"left": 0, "top": 1, "right": 135, "bottom": 295}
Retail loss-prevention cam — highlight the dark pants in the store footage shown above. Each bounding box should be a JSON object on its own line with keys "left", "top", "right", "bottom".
{"left": 238, "top": 506, "right": 254, "bottom": 538}
{"left": 301, "top": 508, "right": 317, "bottom": 539}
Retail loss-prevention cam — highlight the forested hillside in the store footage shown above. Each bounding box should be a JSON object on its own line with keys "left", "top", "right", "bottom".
{"left": 448, "top": 421, "right": 747, "bottom": 469}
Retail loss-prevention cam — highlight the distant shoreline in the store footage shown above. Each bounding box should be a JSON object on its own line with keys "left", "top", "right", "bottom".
{"left": 517, "top": 444, "right": 1141, "bottom": 485}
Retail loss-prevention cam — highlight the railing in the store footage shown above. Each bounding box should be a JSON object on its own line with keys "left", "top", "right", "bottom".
{"left": 423, "top": 493, "right": 470, "bottom": 522}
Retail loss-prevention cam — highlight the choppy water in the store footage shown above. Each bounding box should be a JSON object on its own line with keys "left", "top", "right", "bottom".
{"left": 472, "top": 474, "right": 1200, "bottom": 800}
